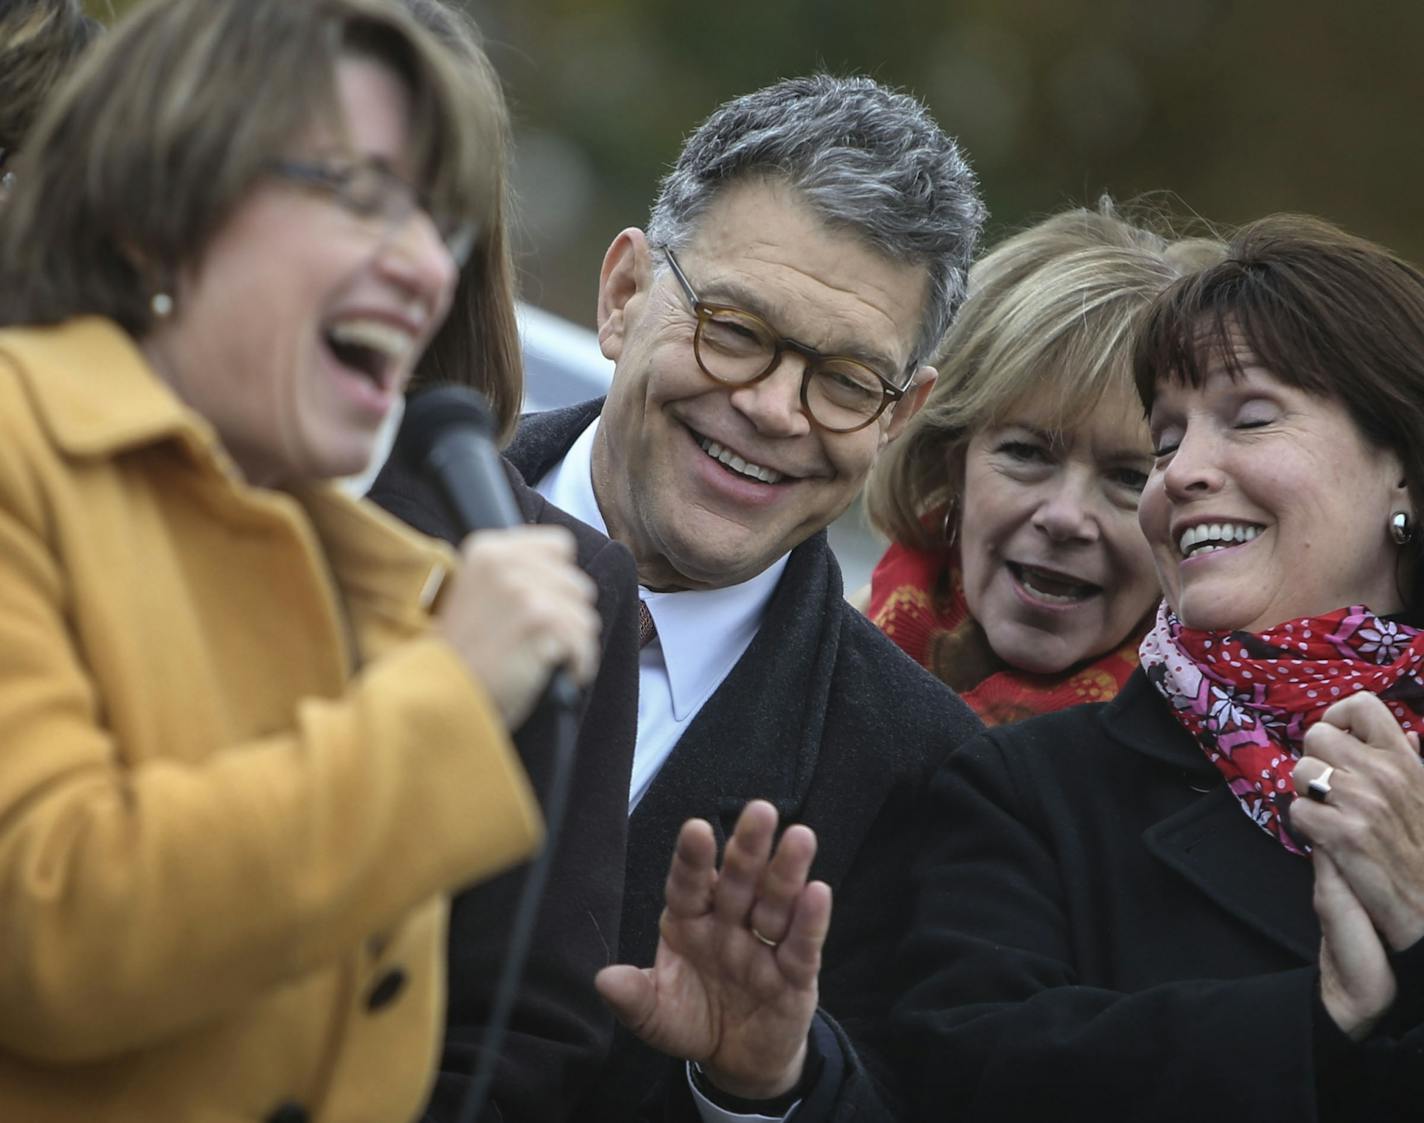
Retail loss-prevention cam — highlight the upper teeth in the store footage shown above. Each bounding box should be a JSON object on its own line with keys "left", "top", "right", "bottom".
{"left": 1178, "top": 522, "right": 1261, "bottom": 557}
{"left": 327, "top": 318, "right": 417, "bottom": 365}
{"left": 697, "top": 438, "right": 784, "bottom": 484}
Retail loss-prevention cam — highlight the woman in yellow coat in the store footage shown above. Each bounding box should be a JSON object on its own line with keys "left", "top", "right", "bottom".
{"left": 0, "top": 0, "right": 600, "bottom": 1119}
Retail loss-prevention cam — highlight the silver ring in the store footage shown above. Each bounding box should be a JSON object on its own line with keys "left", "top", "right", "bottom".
{"left": 749, "top": 925, "right": 780, "bottom": 949}
{"left": 1306, "top": 765, "right": 1336, "bottom": 803}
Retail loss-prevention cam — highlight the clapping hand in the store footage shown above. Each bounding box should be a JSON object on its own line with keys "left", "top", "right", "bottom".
{"left": 595, "top": 800, "right": 832, "bottom": 1099}
{"left": 1293, "top": 693, "right": 1424, "bottom": 1037}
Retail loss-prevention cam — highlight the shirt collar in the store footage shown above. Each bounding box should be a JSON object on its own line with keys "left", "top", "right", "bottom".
{"left": 535, "top": 414, "right": 789, "bottom": 720}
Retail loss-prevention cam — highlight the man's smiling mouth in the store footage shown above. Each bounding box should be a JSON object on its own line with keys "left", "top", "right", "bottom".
{"left": 694, "top": 433, "right": 786, "bottom": 484}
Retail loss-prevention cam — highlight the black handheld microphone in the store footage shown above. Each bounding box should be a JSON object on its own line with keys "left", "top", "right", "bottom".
{"left": 398, "top": 385, "right": 579, "bottom": 709}
{"left": 397, "top": 384, "right": 581, "bottom": 1123}
{"left": 397, "top": 384, "right": 523, "bottom": 533}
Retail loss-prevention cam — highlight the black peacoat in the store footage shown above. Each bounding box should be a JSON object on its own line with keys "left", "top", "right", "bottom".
{"left": 502, "top": 400, "right": 985, "bottom": 1122}
{"left": 809, "top": 668, "right": 1424, "bottom": 1122}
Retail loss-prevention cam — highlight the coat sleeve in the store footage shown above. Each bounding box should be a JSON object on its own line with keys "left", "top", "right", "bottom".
{"left": 874, "top": 735, "right": 1424, "bottom": 1123}
{"left": 0, "top": 433, "right": 542, "bottom": 1063}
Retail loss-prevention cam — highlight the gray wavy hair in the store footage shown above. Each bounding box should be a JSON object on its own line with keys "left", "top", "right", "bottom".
{"left": 645, "top": 74, "right": 985, "bottom": 368}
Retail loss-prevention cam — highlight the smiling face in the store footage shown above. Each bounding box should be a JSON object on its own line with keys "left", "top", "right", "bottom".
{"left": 1139, "top": 354, "right": 1410, "bottom": 632}
{"left": 139, "top": 55, "right": 457, "bottom": 487}
{"left": 957, "top": 383, "right": 1160, "bottom": 674}
{"left": 591, "top": 180, "right": 935, "bottom": 590}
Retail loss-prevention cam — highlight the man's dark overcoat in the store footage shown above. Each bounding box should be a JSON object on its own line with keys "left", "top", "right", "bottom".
{"left": 500, "top": 400, "right": 984, "bottom": 1121}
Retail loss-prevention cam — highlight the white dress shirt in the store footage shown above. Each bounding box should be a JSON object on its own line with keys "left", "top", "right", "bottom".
{"left": 535, "top": 417, "right": 798, "bottom": 1121}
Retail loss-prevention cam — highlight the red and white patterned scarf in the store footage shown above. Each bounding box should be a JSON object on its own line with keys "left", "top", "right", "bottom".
{"left": 1139, "top": 602, "right": 1424, "bottom": 854}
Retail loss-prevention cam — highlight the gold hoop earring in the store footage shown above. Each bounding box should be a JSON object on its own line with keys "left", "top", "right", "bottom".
{"left": 941, "top": 500, "right": 958, "bottom": 548}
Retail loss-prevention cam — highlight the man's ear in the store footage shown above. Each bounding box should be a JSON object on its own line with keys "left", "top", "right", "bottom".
{"left": 596, "top": 227, "right": 653, "bottom": 363}
{"left": 884, "top": 365, "right": 937, "bottom": 442}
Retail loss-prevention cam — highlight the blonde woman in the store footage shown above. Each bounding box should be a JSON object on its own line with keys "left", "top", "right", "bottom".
{"left": 861, "top": 204, "right": 1222, "bottom": 724}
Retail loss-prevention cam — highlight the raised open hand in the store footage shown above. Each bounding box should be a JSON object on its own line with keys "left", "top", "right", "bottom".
{"left": 594, "top": 800, "right": 832, "bottom": 1099}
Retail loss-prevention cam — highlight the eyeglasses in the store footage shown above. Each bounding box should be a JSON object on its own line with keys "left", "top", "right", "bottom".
{"left": 267, "top": 157, "right": 475, "bottom": 267}
{"left": 661, "top": 246, "right": 910, "bottom": 434}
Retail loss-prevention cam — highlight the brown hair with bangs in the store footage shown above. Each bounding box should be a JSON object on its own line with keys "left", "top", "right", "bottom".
{"left": 399, "top": 0, "right": 522, "bottom": 440}
{"left": 1133, "top": 213, "right": 1424, "bottom": 603}
{"left": 867, "top": 200, "right": 1224, "bottom": 550}
{"left": 0, "top": 0, "right": 502, "bottom": 367}
{"left": 0, "top": 0, "right": 102, "bottom": 162}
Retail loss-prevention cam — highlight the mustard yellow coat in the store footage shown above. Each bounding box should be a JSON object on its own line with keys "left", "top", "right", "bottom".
{"left": 0, "top": 320, "right": 542, "bottom": 1122}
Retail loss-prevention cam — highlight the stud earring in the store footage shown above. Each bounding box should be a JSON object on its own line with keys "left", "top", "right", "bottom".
{"left": 150, "top": 292, "right": 174, "bottom": 318}
{"left": 1390, "top": 510, "right": 1414, "bottom": 546}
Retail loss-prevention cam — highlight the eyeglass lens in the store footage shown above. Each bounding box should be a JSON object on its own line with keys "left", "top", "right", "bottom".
{"left": 694, "top": 307, "right": 888, "bottom": 431}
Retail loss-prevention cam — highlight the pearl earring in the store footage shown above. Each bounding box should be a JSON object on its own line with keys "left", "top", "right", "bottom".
{"left": 150, "top": 292, "right": 174, "bottom": 318}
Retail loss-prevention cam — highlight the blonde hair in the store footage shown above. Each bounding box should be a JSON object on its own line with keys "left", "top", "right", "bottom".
{"left": 867, "top": 202, "right": 1224, "bottom": 549}
{"left": 0, "top": 0, "right": 101, "bottom": 159}
{"left": 0, "top": 0, "right": 504, "bottom": 348}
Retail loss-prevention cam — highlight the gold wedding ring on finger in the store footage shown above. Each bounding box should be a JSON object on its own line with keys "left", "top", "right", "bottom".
{"left": 749, "top": 924, "right": 781, "bottom": 949}
{"left": 1305, "top": 764, "right": 1336, "bottom": 804}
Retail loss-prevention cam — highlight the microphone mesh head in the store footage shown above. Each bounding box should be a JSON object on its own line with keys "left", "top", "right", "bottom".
{"left": 396, "top": 385, "right": 498, "bottom": 470}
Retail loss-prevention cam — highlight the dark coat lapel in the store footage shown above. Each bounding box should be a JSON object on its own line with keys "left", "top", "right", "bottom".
{"left": 619, "top": 531, "right": 842, "bottom": 960}
{"left": 504, "top": 399, "right": 605, "bottom": 489}
{"left": 1101, "top": 673, "right": 1319, "bottom": 962}
{"left": 502, "top": 397, "right": 847, "bottom": 962}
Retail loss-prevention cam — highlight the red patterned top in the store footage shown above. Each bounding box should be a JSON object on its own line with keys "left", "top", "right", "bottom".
{"left": 867, "top": 538, "right": 1144, "bottom": 727}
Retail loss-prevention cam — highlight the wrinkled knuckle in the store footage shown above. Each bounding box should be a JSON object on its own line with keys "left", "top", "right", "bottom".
{"left": 1336, "top": 818, "right": 1372, "bottom": 854}
{"left": 1356, "top": 790, "right": 1390, "bottom": 823}
{"left": 1302, "top": 725, "right": 1332, "bottom": 751}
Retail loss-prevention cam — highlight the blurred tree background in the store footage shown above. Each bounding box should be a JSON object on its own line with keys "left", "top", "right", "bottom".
{"left": 89, "top": 0, "right": 1424, "bottom": 332}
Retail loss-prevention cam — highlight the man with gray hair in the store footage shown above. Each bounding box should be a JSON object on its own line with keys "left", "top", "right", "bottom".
{"left": 395, "top": 73, "right": 986, "bottom": 1120}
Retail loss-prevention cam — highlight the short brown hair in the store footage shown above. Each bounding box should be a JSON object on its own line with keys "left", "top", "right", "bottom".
{"left": 1133, "top": 213, "right": 1424, "bottom": 603}
{"left": 400, "top": 0, "right": 522, "bottom": 441}
{"left": 868, "top": 201, "right": 1223, "bottom": 549}
{"left": 0, "top": 0, "right": 504, "bottom": 352}
{"left": 0, "top": 0, "right": 101, "bottom": 160}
